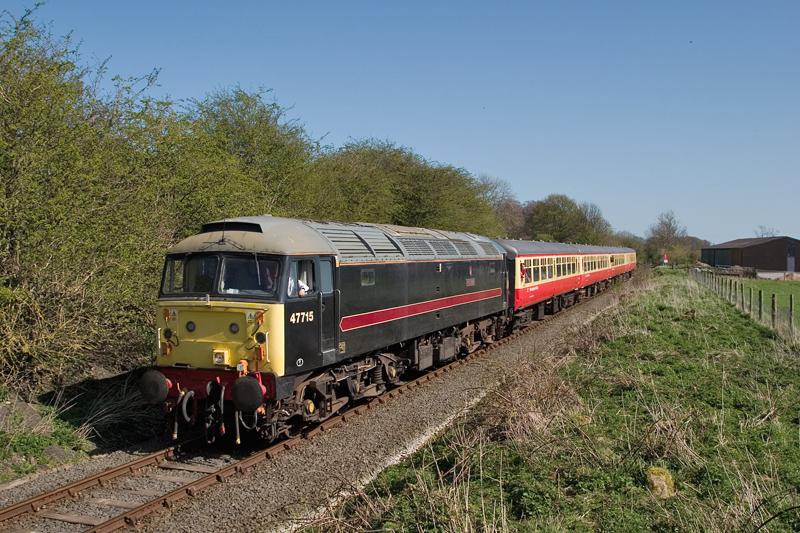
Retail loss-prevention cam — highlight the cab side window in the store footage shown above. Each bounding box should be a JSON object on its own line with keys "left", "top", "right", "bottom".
{"left": 288, "top": 260, "right": 315, "bottom": 297}
{"left": 320, "top": 259, "right": 334, "bottom": 293}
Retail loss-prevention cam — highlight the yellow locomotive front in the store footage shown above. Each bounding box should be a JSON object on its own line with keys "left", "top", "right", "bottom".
{"left": 155, "top": 253, "right": 286, "bottom": 375}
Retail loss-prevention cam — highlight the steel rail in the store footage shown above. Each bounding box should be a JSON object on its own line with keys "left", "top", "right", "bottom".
{"left": 0, "top": 275, "right": 630, "bottom": 532}
{"left": 0, "top": 446, "right": 177, "bottom": 522}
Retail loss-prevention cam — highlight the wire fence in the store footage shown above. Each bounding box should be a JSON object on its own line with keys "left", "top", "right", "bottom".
{"left": 690, "top": 269, "right": 797, "bottom": 342}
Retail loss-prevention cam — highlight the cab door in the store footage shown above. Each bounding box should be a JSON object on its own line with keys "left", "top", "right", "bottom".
{"left": 318, "top": 257, "right": 336, "bottom": 366}
{"left": 284, "top": 257, "right": 321, "bottom": 374}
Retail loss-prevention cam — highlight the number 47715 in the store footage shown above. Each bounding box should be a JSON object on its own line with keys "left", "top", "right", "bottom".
{"left": 289, "top": 311, "right": 314, "bottom": 324}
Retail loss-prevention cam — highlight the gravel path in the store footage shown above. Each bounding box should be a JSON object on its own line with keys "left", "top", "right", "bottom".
{"left": 132, "top": 285, "right": 632, "bottom": 533}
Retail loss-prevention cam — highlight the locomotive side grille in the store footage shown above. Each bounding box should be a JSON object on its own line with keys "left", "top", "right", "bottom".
{"left": 428, "top": 240, "right": 459, "bottom": 257}
{"left": 397, "top": 238, "right": 435, "bottom": 257}
{"left": 318, "top": 228, "right": 373, "bottom": 256}
{"left": 452, "top": 240, "right": 477, "bottom": 256}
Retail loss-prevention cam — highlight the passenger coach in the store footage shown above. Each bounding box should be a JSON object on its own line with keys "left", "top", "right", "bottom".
{"left": 497, "top": 240, "right": 636, "bottom": 322}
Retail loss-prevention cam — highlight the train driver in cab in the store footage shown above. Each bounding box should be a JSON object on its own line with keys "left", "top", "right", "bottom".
{"left": 288, "top": 260, "right": 312, "bottom": 297}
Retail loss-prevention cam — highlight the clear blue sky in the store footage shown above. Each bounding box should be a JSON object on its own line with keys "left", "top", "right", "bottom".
{"left": 8, "top": 1, "right": 799, "bottom": 243}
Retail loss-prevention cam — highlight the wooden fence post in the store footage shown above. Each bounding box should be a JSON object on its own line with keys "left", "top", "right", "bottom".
{"left": 740, "top": 283, "right": 744, "bottom": 311}
{"left": 758, "top": 290, "right": 763, "bottom": 322}
{"left": 771, "top": 294, "right": 777, "bottom": 329}
{"left": 790, "top": 294, "right": 795, "bottom": 336}
{"left": 749, "top": 287, "right": 753, "bottom": 316}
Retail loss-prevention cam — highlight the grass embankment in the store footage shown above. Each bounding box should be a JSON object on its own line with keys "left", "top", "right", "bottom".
{"left": 735, "top": 278, "right": 800, "bottom": 330}
{"left": 0, "top": 375, "right": 158, "bottom": 483}
{"left": 318, "top": 270, "right": 800, "bottom": 531}
{"left": 0, "top": 385, "right": 90, "bottom": 482}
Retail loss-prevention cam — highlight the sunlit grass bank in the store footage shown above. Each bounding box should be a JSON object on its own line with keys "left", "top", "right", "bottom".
{"left": 316, "top": 270, "right": 800, "bottom": 532}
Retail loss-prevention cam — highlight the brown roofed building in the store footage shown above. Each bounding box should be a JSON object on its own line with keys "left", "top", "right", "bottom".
{"left": 701, "top": 236, "right": 799, "bottom": 272}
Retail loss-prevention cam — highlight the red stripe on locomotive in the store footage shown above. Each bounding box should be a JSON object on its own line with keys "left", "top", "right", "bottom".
{"left": 340, "top": 287, "right": 503, "bottom": 332}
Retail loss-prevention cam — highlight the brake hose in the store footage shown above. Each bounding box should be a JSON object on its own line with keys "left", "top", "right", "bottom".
{"left": 181, "top": 390, "right": 195, "bottom": 423}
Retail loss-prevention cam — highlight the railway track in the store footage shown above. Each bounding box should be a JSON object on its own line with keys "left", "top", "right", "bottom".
{"left": 0, "top": 279, "right": 625, "bottom": 532}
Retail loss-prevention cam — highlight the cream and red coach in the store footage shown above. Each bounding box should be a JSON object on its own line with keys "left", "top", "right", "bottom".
{"left": 139, "top": 215, "right": 635, "bottom": 442}
{"left": 496, "top": 239, "right": 637, "bottom": 322}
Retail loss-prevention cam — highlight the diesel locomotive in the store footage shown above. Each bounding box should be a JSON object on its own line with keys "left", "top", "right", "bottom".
{"left": 139, "top": 216, "right": 636, "bottom": 443}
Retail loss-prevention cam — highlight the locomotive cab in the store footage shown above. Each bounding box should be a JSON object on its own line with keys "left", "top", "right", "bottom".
{"left": 140, "top": 216, "right": 346, "bottom": 442}
{"left": 152, "top": 251, "right": 338, "bottom": 380}
{"left": 156, "top": 251, "right": 285, "bottom": 373}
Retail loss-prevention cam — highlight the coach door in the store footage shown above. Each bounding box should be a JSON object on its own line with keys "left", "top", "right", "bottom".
{"left": 318, "top": 257, "right": 336, "bottom": 366}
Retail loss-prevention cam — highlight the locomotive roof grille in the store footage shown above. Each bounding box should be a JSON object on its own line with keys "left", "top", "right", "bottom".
{"left": 452, "top": 240, "right": 477, "bottom": 256}
{"left": 428, "top": 240, "right": 459, "bottom": 257}
{"left": 354, "top": 228, "right": 402, "bottom": 255}
{"left": 316, "top": 228, "right": 373, "bottom": 256}
{"left": 397, "top": 238, "right": 435, "bottom": 257}
{"left": 478, "top": 242, "right": 501, "bottom": 256}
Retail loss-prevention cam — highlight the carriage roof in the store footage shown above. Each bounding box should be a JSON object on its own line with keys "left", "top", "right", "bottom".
{"left": 495, "top": 239, "right": 635, "bottom": 258}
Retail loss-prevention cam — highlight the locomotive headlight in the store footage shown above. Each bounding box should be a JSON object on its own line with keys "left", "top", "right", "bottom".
{"left": 229, "top": 323, "right": 240, "bottom": 334}
{"left": 163, "top": 328, "right": 173, "bottom": 340}
{"left": 186, "top": 321, "right": 196, "bottom": 332}
{"left": 255, "top": 332, "right": 267, "bottom": 344}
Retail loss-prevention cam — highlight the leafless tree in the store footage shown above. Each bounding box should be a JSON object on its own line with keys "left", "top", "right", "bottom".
{"left": 476, "top": 175, "right": 527, "bottom": 238}
{"left": 755, "top": 225, "right": 779, "bottom": 238}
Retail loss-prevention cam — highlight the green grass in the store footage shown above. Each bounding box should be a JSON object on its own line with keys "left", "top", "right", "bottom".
{"left": 319, "top": 270, "right": 800, "bottom": 532}
{"left": 734, "top": 277, "right": 800, "bottom": 330}
{"left": 0, "top": 384, "right": 90, "bottom": 482}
